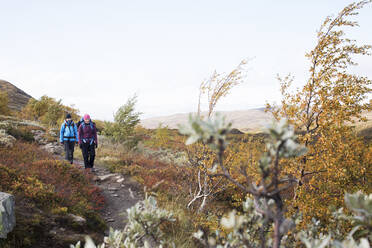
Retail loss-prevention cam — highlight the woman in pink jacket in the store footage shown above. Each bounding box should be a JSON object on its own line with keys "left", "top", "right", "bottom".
{"left": 78, "top": 114, "right": 98, "bottom": 172}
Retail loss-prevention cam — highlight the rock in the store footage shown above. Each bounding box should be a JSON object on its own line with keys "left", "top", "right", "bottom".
{"left": 0, "top": 192, "right": 16, "bottom": 239}
{"left": 106, "top": 218, "right": 115, "bottom": 222}
{"left": 0, "top": 129, "right": 16, "bottom": 148}
{"left": 31, "top": 130, "right": 47, "bottom": 145}
{"left": 67, "top": 214, "right": 86, "bottom": 225}
{"left": 108, "top": 187, "right": 118, "bottom": 191}
{"left": 112, "top": 194, "right": 119, "bottom": 197}
{"left": 98, "top": 174, "right": 116, "bottom": 182}
{"left": 41, "top": 143, "right": 64, "bottom": 155}
{"left": 48, "top": 129, "right": 59, "bottom": 137}
{"left": 128, "top": 188, "right": 135, "bottom": 199}
{"left": 116, "top": 178, "right": 124, "bottom": 183}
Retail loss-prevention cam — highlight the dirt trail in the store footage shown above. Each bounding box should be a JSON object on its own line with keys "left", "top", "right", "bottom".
{"left": 74, "top": 159, "right": 143, "bottom": 233}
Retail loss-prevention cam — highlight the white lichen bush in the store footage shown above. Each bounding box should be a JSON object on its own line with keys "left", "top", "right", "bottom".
{"left": 70, "top": 195, "right": 175, "bottom": 248}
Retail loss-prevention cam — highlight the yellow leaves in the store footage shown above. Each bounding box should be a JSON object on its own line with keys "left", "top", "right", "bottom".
{"left": 198, "top": 60, "right": 248, "bottom": 117}
{"left": 265, "top": 0, "right": 372, "bottom": 231}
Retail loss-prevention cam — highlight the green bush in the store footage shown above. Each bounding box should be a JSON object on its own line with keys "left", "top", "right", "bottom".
{"left": 20, "top": 95, "right": 79, "bottom": 127}
{"left": 6, "top": 126, "right": 35, "bottom": 143}
{"left": 103, "top": 95, "right": 142, "bottom": 148}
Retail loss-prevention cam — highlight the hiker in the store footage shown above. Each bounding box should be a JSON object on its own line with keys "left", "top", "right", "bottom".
{"left": 77, "top": 116, "right": 84, "bottom": 130}
{"left": 60, "top": 113, "right": 78, "bottom": 164}
{"left": 78, "top": 114, "right": 98, "bottom": 172}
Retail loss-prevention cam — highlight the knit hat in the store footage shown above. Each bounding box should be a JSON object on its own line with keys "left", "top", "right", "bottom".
{"left": 65, "top": 113, "right": 72, "bottom": 119}
{"left": 83, "top": 114, "right": 91, "bottom": 120}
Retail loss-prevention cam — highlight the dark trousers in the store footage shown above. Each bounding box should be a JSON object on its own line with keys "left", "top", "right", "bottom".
{"left": 64, "top": 141, "right": 75, "bottom": 164}
{"left": 81, "top": 143, "right": 95, "bottom": 168}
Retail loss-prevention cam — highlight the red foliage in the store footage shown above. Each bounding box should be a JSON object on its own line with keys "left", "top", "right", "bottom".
{"left": 0, "top": 141, "right": 104, "bottom": 213}
{"left": 117, "top": 152, "right": 191, "bottom": 197}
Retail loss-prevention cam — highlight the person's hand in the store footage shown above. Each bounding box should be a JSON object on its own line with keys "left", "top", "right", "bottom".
{"left": 95, "top": 143, "right": 98, "bottom": 149}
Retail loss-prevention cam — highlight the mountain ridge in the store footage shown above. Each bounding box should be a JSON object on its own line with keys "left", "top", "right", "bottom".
{"left": 140, "top": 108, "right": 274, "bottom": 132}
{"left": 0, "top": 80, "right": 33, "bottom": 111}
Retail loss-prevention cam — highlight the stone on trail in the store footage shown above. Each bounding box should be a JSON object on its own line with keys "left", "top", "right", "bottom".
{"left": 116, "top": 178, "right": 124, "bottom": 183}
{"left": 108, "top": 187, "right": 118, "bottom": 191}
{"left": 0, "top": 192, "right": 16, "bottom": 239}
{"left": 98, "top": 174, "right": 116, "bottom": 182}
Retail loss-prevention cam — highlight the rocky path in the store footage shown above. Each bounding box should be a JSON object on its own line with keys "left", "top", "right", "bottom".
{"left": 73, "top": 160, "right": 143, "bottom": 233}
{"left": 33, "top": 128, "right": 143, "bottom": 234}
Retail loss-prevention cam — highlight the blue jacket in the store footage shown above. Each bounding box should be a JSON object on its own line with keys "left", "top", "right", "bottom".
{"left": 60, "top": 120, "right": 78, "bottom": 142}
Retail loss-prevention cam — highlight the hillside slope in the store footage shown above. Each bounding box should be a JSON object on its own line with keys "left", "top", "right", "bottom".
{"left": 141, "top": 108, "right": 372, "bottom": 133}
{"left": 0, "top": 80, "right": 32, "bottom": 111}
{"left": 141, "top": 108, "right": 274, "bottom": 132}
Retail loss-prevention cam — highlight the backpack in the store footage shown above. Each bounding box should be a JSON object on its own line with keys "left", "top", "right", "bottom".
{"left": 63, "top": 121, "right": 76, "bottom": 139}
{"left": 64, "top": 122, "right": 75, "bottom": 129}
{"left": 80, "top": 121, "right": 96, "bottom": 144}
{"left": 77, "top": 118, "right": 84, "bottom": 129}
{"left": 80, "top": 121, "right": 95, "bottom": 135}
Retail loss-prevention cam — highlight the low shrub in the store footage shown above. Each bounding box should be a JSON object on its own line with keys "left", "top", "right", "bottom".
{"left": 6, "top": 126, "right": 35, "bottom": 143}
{"left": 0, "top": 141, "right": 106, "bottom": 247}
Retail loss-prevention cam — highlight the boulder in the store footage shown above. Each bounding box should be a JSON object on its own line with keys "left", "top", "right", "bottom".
{"left": 41, "top": 143, "right": 64, "bottom": 155}
{"left": 31, "top": 129, "right": 48, "bottom": 145}
{"left": 0, "top": 129, "right": 16, "bottom": 148}
{"left": 0, "top": 192, "right": 16, "bottom": 239}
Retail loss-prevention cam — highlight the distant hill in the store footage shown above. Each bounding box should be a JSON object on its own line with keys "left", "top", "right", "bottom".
{"left": 0, "top": 80, "right": 32, "bottom": 111}
{"left": 141, "top": 108, "right": 372, "bottom": 133}
{"left": 140, "top": 108, "right": 274, "bottom": 133}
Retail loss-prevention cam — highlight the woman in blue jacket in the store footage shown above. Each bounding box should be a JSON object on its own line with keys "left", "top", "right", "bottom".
{"left": 60, "top": 113, "right": 78, "bottom": 164}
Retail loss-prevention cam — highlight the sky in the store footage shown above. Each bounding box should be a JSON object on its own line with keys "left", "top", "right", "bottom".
{"left": 0, "top": 0, "right": 371, "bottom": 121}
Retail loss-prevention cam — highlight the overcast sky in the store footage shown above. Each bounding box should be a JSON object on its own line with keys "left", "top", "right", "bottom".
{"left": 0, "top": 0, "right": 371, "bottom": 120}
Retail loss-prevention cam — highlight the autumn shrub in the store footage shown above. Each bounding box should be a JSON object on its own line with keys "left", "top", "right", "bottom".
{"left": 0, "top": 141, "right": 106, "bottom": 247}
{"left": 143, "top": 125, "right": 187, "bottom": 151}
{"left": 20, "top": 95, "right": 80, "bottom": 127}
{"left": 0, "top": 142, "right": 104, "bottom": 212}
{"left": 267, "top": 0, "right": 372, "bottom": 230}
